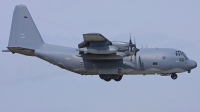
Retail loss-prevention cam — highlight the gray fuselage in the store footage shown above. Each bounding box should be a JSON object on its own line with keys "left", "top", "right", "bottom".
{"left": 34, "top": 44, "right": 197, "bottom": 76}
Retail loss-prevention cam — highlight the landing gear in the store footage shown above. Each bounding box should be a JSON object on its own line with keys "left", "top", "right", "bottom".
{"left": 99, "top": 74, "right": 108, "bottom": 79}
{"left": 114, "top": 75, "right": 123, "bottom": 81}
{"left": 104, "top": 77, "right": 112, "bottom": 82}
{"left": 171, "top": 73, "right": 178, "bottom": 80}
{"left": 99, "top": 74, "right": 123, "bottom": 82}
{"left": 99, "top": 74, "right": 111, "bottom": 81}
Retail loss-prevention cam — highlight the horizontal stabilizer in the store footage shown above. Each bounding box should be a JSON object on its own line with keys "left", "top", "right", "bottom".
{"left": 7, "top": 47, "right": 35, "bottom": 56}
{"left": 2, "top": 50, "right": 11, "bottom": 52}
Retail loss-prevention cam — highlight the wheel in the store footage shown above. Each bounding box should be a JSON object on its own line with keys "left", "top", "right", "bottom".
{"left": 114, "top": 75, "right": 123, "bottom": 81}
{"left": 171, "top": 73, "right": 178, "bottom": 80}
{"left": 104, "top": 77, "right": 111, "bottom": 82}
{"left": 99, "top": 74, "right": 111, "bottom": 81}
{"left": 99, "top": 74, "right": 107, "bottom": 79}
{"left": 110, "top": 74, "right": 118, "bottom": 79}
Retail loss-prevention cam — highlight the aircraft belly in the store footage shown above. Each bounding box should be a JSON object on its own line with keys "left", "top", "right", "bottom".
{"left": 35, "top": 49, "right": 81, "bottom": 73}
{"left": 163, "top": 68, "right": 186, "bottom": 73}
{"left": 79, "top": 59, "right": 135, "bottom": 75}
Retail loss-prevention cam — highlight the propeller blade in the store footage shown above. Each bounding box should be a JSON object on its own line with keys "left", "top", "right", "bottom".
{"left": 129, "top": 33, "right": 133, "bottom": 44}
{"left": 128, "top": 33, "right": 139, "bottom": 61}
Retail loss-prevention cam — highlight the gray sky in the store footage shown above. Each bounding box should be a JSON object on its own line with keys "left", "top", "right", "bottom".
{"left": 0, "top": 0, "right": 200, "bottom": 112}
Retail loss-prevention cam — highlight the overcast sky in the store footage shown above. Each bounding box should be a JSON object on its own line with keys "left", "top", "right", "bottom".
{"left": 0, "top": 0, "right": 200, "bottom": 112}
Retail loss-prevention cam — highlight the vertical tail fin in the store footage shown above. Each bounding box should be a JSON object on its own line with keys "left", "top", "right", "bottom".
{"left": 8, "top": 5, "right": 44, "bottom": 49}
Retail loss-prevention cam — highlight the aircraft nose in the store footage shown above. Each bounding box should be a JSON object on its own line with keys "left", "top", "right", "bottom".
{"left": 188, "top": 60, "right": 197, "bottom": 69}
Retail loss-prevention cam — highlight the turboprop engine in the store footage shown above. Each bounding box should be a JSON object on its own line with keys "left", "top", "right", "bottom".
{"left": 112, "top": 41, "right": 129, "bottom": 52}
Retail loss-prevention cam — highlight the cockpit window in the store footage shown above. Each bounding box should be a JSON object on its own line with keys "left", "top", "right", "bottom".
{"left": 175, "top": 51, "right": 188, "bottom": 60}
{"left": 179, "top": 58, "right": 184, "bottom": 62}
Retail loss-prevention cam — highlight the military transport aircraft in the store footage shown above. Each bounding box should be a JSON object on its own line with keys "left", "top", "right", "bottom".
{"left": 3, "top": 5, "right": 197, "bottom": 82}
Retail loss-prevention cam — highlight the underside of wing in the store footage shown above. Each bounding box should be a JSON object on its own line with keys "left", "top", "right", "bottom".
{"left": 76, "top": 52, "right": 127, "bottom": 60}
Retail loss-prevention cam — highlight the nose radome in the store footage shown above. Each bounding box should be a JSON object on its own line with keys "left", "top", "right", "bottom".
{"left": 194, "top": 61, "right": 197, "bottom": 68}
{"left": 189, "top": 60, "right": 197, "bottom": 69}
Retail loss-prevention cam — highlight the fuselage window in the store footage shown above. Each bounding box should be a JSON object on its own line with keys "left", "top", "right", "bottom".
{"left": 153, "top": 62, "right": 158, "bottom": 65}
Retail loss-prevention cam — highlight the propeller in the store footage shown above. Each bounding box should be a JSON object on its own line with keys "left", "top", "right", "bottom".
{"left": 129, "top": 33, "right": 139, "bottom": 61}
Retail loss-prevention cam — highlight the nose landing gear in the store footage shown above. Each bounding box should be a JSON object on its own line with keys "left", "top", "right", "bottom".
{"left": 171, "top": 73, "right": 178, "bottom": 80}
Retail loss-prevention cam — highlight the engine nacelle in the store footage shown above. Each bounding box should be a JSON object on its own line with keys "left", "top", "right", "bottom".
{"left": 112, "top": 41, "right": 129, "bottom": 52}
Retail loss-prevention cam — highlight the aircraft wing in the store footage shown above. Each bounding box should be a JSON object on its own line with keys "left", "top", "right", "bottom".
{"left": 78, "top": 33, "right": 112, "bottom": 48}
{"left": 77, "top": 33, "right": 127, "bottom": 60}
{"left": 78, "top": 33, "right": 117, "bottom": 54}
